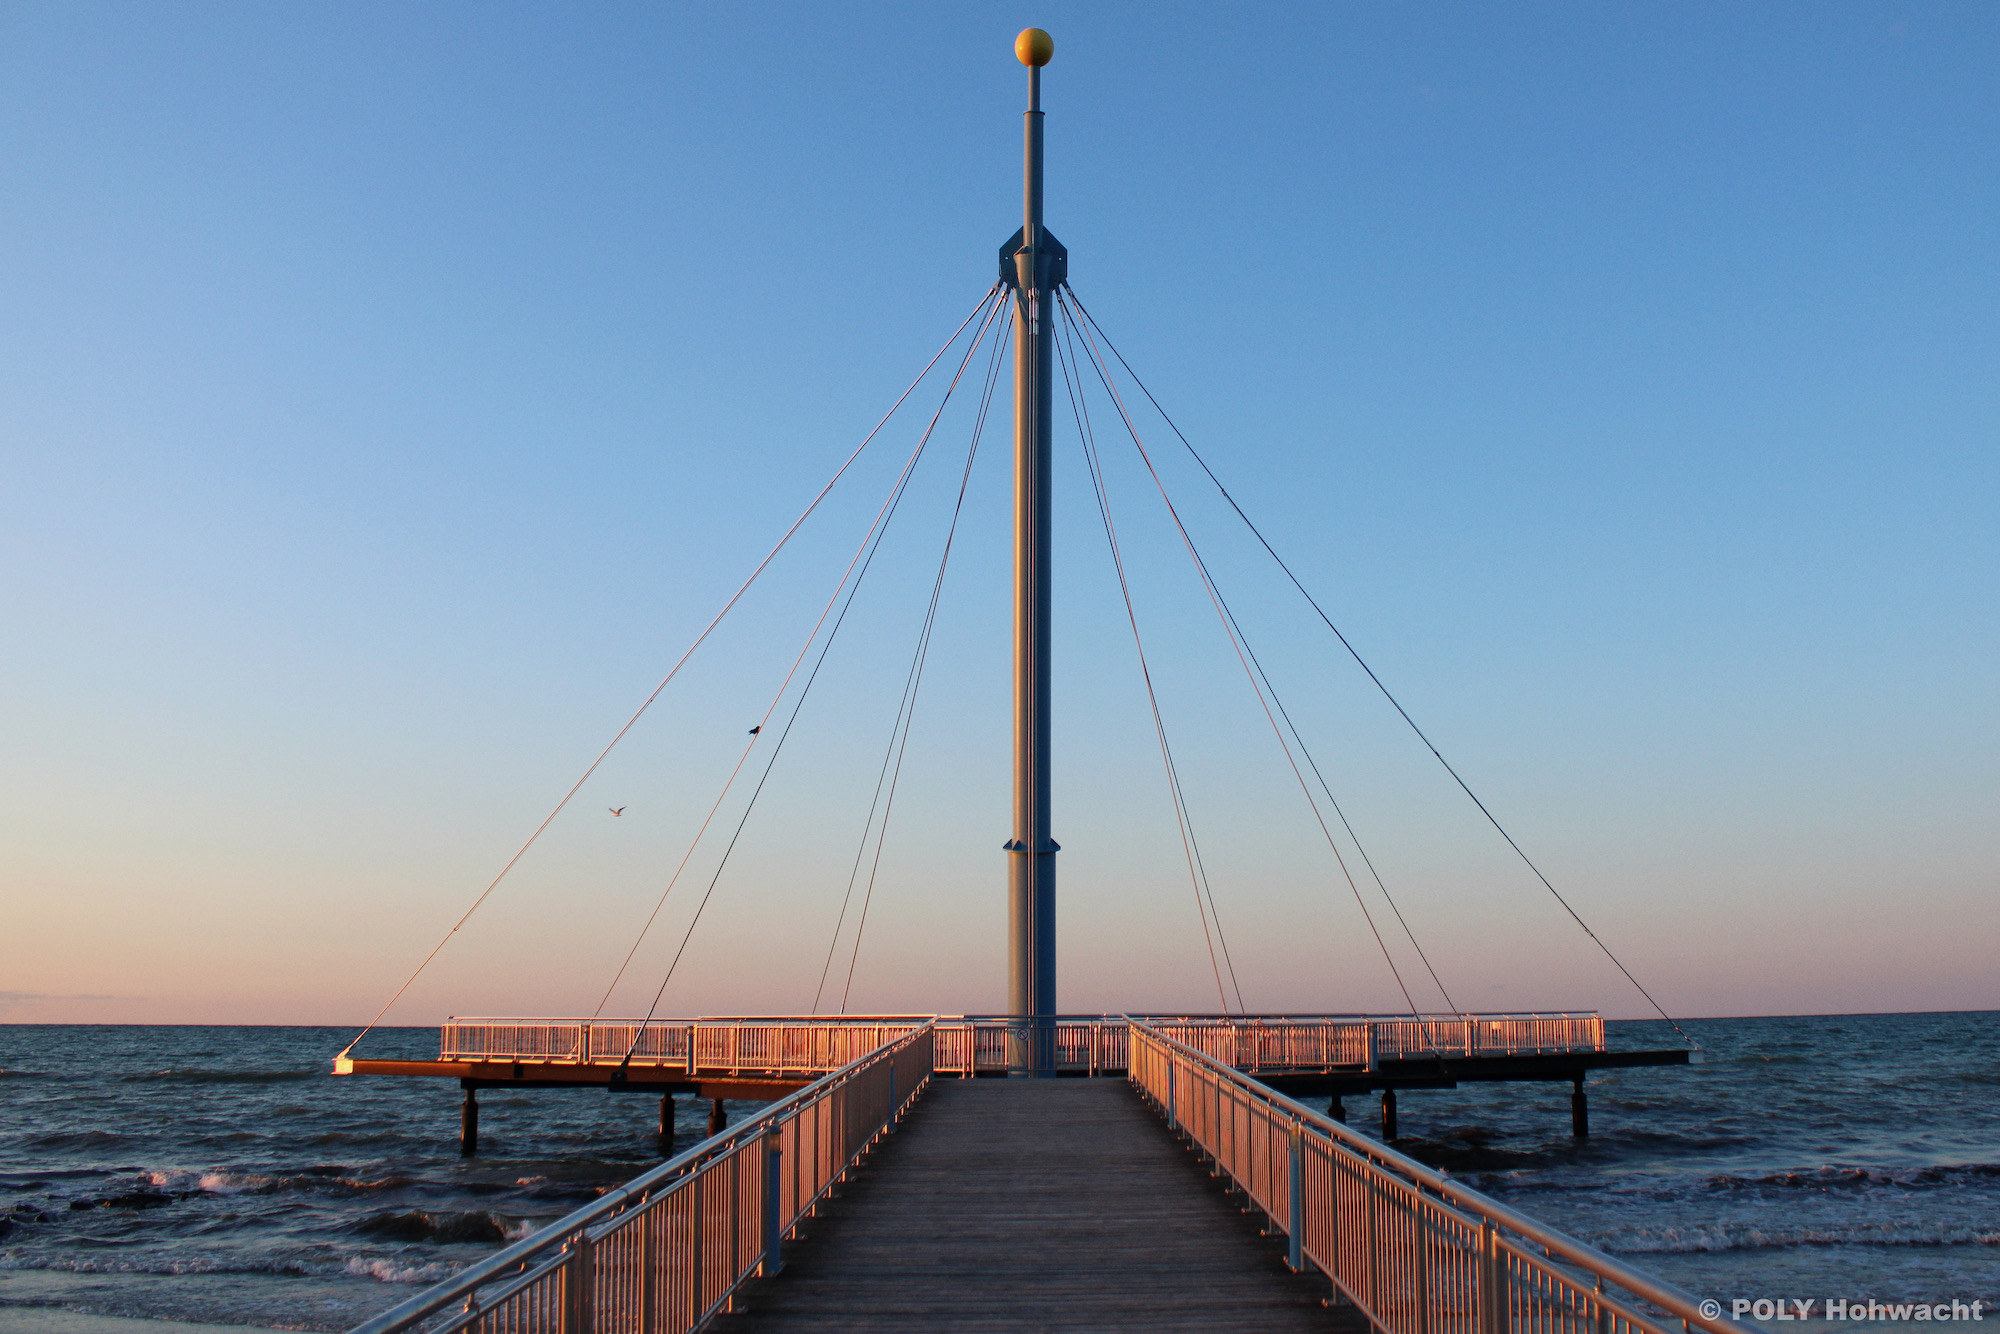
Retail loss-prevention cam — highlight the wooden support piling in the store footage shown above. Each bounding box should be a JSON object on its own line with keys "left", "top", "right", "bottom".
{"left": 1380, "top": 1088, "right": 1397, "bottom": 1142}
{"left": 1571, "top": 1074, "right": 1589, "bottom": 1138}
{"left": 1329, "top": 1096, "right": 1345, "bottom": 1123}
{"left": 460, "top": 1085, "right": 479, "bottom": 1157}
{"left": 709, "top": 1097, "right": 728, "bottom": 1138}
{"left": 660, "top": 1092, "right": 674, "bottom": 1148}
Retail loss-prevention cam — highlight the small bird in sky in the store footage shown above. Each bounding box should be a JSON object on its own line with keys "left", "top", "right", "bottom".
{"left": 748, "top": 726, "right": 762, "bottom": 735}
{"left": 609, "top": 807, "right": 625, "bottom": 817}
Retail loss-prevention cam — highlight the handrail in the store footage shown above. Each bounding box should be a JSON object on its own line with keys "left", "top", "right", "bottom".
{"left": 349, "top": 1021, "right": 936, "bottom": 1334}
{"left": 440, "top": 1011, "right": 1602, "bottom": 1022}
{"left": 427, "top": 1012, "right": 1606, "bottom": 1075}
{"left": 1124, "top": 1017, "right": 1750, "bottom": 1334}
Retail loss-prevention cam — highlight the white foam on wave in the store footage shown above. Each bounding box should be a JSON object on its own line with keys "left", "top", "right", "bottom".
{"left": 1594, "top": 1219, "right": 2000, "bottom": 1254}
{"left": 141, "top": 1168, "right": 274, "bottom": 1194}
{"left": 347, "top": 1256, "right": 461, "bottom": 1285}
{"left": 0, "top": 1252, "right": 313, "bottom": 1276}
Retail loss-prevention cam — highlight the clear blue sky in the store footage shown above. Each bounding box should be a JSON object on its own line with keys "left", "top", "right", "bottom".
{"left": 3, "top": 3, "right": 1994, "bottom": 1027}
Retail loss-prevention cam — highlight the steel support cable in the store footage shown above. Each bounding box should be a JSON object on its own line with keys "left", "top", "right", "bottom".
{"left": 1056, "top": 307, "right": 1239, "bottom": 1010}
{"left": 1063, "top": 289, "right": 1696, "bottom": 1049}
{"left": 1056, "top": 293, "right": 1452, "bottom": 1014}
{"left": 335, "top": 285, "right": 1003, "bottom": 1060}
{"left": 814, "top": 301, "right": 1014, "bottom": 1013}
{"left": 1054, "top": 310, "right": 1239, "bottom": 1015}
{"left": 595, "top": 731, "right": 759, "bottom": 1017}
{"left": 1055, "top": 308, "right": 1247, "bottom": 1014}
{"left": 1061, "top": 313, "right": 1248, "bottom": 1016}
{"left": 1059, "top": 293, "right": 1436, "bottom": 1033}
{"left": 619, "top": 292, "right": 1009, "bottom": 1056}
{"left": 1143, "top": 473, "right": 1462, "bottom": 1018}
{"left": 836, "top": 311, "right": 1013, "bottom": 1015}
{"left": 598, "top": 293, "right": 1009, "bottom": 1021}
{"left": 1209, "top": 582, "right": 1462, "bottom": 1016}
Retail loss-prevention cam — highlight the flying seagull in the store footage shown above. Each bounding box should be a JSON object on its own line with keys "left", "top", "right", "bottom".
{"left": 748, "top": 726, "right": 762, "bottom": 735}
{"left": 609, "top": 807, "right": 625, "bottom": 816}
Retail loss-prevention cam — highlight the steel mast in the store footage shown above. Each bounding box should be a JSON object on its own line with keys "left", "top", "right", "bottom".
{"left": 1002, "top": 27, "right": 1065, "bottom": 1074}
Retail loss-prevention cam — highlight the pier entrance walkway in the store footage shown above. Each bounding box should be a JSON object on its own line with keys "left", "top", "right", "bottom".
{"left": 712, "top": 1077, "right": 1356, "bottom": 1333}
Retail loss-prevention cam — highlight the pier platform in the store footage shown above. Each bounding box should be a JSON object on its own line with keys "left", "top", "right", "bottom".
{"left": 335, "top": 1012, "right": 1687, "bottom": 1150}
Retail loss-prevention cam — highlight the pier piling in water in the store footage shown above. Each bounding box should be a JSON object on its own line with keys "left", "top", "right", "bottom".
{"left": 1571, "top": 1075, "right": 1589, "bottom": 1138}
{"left": 659, "top": 1093, "right": 674, "bottom": 1147}
{"left": 459, "top": 1086, "right": 478, "bottom": 1156}
{"left": 708, "top": 1098, "right": 728, "bottom": 1138}
{"left": 1329, "top": 1096, "right": 1345, "bottom": 1123}
{"left": 1380, "top": 1088, "right": 1397, "bottom": 1141}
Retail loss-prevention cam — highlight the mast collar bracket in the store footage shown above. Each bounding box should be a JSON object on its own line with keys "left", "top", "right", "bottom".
{"left": 999, "top": 226, "right": 1067, "bottom": 290}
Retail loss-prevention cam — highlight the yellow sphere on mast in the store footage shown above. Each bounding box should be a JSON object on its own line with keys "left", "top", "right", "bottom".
{"left": 1015, "top": 28, "right": 1054, "bottom": 67}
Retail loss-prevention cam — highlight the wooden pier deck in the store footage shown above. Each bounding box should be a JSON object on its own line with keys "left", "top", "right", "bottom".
{"left": 711, "top": 1077, "right": 1362, "bottom": 1333}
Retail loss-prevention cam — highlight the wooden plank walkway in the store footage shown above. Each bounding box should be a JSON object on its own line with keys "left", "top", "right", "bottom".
{"left": 712, "top": 1076, "right": 1363, "bottom": 1333}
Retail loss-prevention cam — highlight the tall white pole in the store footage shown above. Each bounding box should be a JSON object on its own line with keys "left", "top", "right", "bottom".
{"left": 1006, "top": 27, "right": 1059, "bottom": 1074}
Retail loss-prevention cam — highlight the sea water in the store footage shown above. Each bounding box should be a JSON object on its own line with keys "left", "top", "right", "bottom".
{"left": 1, "top": 1013, "right": 1994, "bottom": 1331}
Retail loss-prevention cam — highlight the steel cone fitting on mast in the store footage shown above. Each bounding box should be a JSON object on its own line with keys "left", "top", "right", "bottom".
{"left": 1001, "top": 27, "right": 1064, "bottom": 1075}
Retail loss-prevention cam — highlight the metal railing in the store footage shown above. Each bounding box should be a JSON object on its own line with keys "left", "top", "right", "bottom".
{"left": 353, "top": 1023, "right": 935, "bottom": 1334}
{"left": 1357, "top": 1013, "right": 1606, "bottom": 1060}
{"left": 437, "top": 1012, "right": 1602, "bottom": 1079}
{"left": 440, "top": 1016, "right": 930, "bottom": 1075}
{"left": 1125, "top": 1018, "right": 1746, "bottom": 1334}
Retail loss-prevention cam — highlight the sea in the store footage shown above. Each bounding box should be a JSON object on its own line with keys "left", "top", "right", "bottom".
{"left": 0, "top": 1013, "right": 1994, "bottom": 1332}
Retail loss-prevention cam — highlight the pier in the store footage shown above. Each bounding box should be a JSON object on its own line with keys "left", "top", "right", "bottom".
{"left": 336, "top": 29, "right": 1720, "bottom": 1334}
{"left": 346, "top": 1021, "right": 1735, "bottom": 1334}
{"left": 338, "top": 1013, "right": 1685, "bottom": 1155}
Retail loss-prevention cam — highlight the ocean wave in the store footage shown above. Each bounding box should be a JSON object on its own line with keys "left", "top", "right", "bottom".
{"left": 1592, "top": 1220, "right": 2000, "bottom": 1254}
{"left": 354, "top": 1209, "right": 519, "bottom": 1244}
{"left": 27, "top": 1130, "right": 129, "bottom": 1149}
{"left": 132, "top": 1167, "right": 414, "bottom": 1197}
{"left": 1403, "top": 1126, "right": 1755, "bottom": 1174}
{"left": 120, "top": 1068, "right": 317, "bottom": 1084}
{"left": 346, "top": 1256, "right": 463, "bottom": 1285}
{"left": 0, "top": 1252, "right": 317, "bottom": 1277}
{"left": 1703, "top": 1163, "right": 2000, "bottom": 1192}
{"left": 146, "top": 1169, "right": 274, "bottom": 1195}
{"left": 67, "top": 1188, "right": 178, "bottom": 1210}
{"left": 0, "top": 1168, "right": 121, "bottom": 1185}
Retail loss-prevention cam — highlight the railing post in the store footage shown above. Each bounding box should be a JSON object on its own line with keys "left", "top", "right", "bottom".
{"left": 640, "top": 1200, "right": 658, "bottom": 1334}
{"left": 726, "top": 1152, "right": 740, "bottom": 1310}
{"left": 1166, "top": 1054, "right": 1177, "bottom": 1133}
{"left": 761, "top": 1129, "right": 784, "bottom": 1277}
{"left": 1415, "top": 1205, "right": 1431, "bottom": 1334}
{"left": 561, "top": 1231, "right": 593, "bottom": 1334}
{"left": 1287, "top": 1118, "right": 1305, "bottom": 1273}
{"left": 1365, "top": 1161, "right": 1380, "bottom": 1312}
{"left": 1329, "top": 1150, "right": 1342, "bottom": 1289}
{"left": 687, "top": 1173, "right": 704, "bottom": 1329}
{"left": 1479, "top": 1221, "right": 1496, "bottom": 1334}
{"left": 1481, "top": 1218, "right": 1511, "bottom": 1334}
